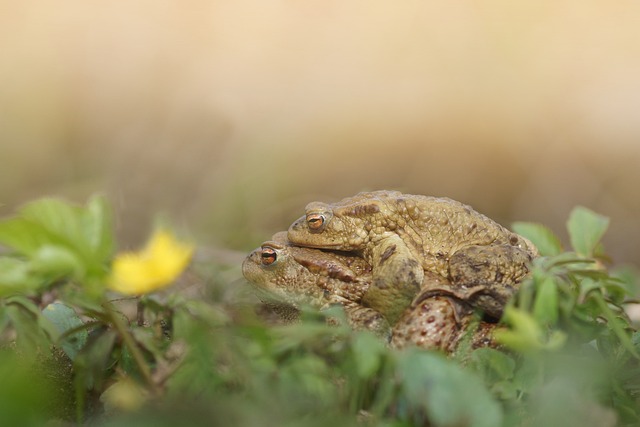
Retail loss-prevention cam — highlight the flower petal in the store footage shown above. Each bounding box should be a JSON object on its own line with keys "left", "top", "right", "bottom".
{"left": 108, "top": 230, "right": 193, "bottom": 295}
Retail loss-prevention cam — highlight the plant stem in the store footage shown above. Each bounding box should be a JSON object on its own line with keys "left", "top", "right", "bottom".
{"left": 103, "top": 300, "right": 159, "bottom": 394}
{"left": 137, "top": 299, "right": 145, "bottom": 327}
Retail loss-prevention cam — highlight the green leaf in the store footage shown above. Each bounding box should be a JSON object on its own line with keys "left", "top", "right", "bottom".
{"left": 567, "top": 207, "right": 610, "bottom": 257}
{"left": 20, "top": 198, "right": 88, "bottom": 252}
{"left": 495, "top": 307, "right": 567, "bottom": 353}
{"left": 468, "top": 348, "right": 520, "bottom": 399}
{"left": 397, "top": 350, "right": 503, "bottom": 427}
{"left": 512, "top": 222, "right": 563, "bottom": 256}
{"left": 6, "top": 295, "right": 59, "bottom": 338}
{"left": 610, "top": 265, "right": 640, "bottom": 297}
{"left": 21, "top": 199, "right": 83, "bottom": 238}
{"left": 31, "top": 245, "right": 85, "bottom": 281}
{"left": 469, "top": 347, "right": 516, "bottom": 383}
{"left": 42, "top": 302, "right": 87, "bottom": 360}
{"left": 351, "top": 332, "right": 384, "bottom": 378}
{"left": 0, "top": 257, "right": 42, "bottom": 295}
{"left": 495, "top": 307, "right": 543, "bottom": 352}
{"left": 0, "top": 245, "right": 86, "bottom": 296}
{"left": 544, "top": 253, "right": 596, "bottom": 270}
{"left": 511, "top": 357, "right": 543, "bottom": 394}
{"left": 0, "top": 352, "right": 55, "bottom": 425}
{"left": 5, "top": 302, "right": 53, "bottom": 357}
{"left": 0, "top": 218, "right": 57, "bottom": 257}
{"left": 20, "top": 196, "right": 113, "bottom": 265}
{"left": 577, "top": 277, "right": 603, "bottom": 302}
{"left": 590, "top": 293, "right": 639, "bottom": 358}
{"left": 74, "top": 329, "right": 117, "bottom": 390}
{"left": 281, "top": 355, "right": 333, "bottom": 397}
{"left": 132, "top": 327, "right": 166, "bottom": 359}
{"left": 0, "top": 196, "right": 115, "bottom": 287}
{"left": 84, "top": 195, "right": 114, "bottom": 261}
{"left": 533, "top": 277, "right": 559, "bottom": 326}
{"left": 529, "top": 378, "right": 618, "bottom": 427}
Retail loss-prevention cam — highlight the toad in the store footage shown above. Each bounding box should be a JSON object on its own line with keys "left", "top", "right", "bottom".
{"left": 242, "top": 233, "right": 498, "bottom": 352}
{"left": 288, "top": 190, "right": 537, "bottom": 323}
{"left": 243, "top": 232, "right": 391, "bottom": 338}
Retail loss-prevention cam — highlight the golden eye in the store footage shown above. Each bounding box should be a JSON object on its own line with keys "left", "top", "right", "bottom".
{"left": 260, "top": 247, "right": 278, "bottom": 266}
{"left": 307, "top": 213, "right": 325, "bottom": 230}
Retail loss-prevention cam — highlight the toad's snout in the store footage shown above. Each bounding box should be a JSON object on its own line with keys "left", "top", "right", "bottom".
{"left": 288, "top": 216, "right": 307, "bottom": 234}
{"left": 241, "top": 249, "right": 262, "bottom": 281}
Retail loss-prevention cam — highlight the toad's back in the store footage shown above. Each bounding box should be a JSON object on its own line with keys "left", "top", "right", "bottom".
{"left": 332, "top": 191, "right": 535, "bottom": 275}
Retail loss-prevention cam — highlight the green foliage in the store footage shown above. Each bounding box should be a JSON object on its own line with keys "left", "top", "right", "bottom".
{"left": 567, "top": 206, "right": 610, "bottom": 258}
{"left": 0, "top": 195, "right": 113, "bottom": 297}
{"left": 499, "top": 206, "right": 640, "bottom": 426}
{"left": 397, "top": 351, "right": 503, "bottom": 427}
{"left": 0, "top": 350, "right": 59, "bottom": 426}
{"left": 0, "top": 197, "right": 638, "bottom": 426}
{"left": 512, "top": 222, "right": 562, "bottom": 256}
{"left": 42, "top": 302, "right": 88, "bottom": 360}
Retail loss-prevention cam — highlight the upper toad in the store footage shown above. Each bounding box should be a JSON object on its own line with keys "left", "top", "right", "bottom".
{"left": 288, "top": 190, "right": 537, "bottom": 322}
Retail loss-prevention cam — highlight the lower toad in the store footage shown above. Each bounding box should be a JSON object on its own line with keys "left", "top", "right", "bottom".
{"left": 242, "top": 233, "right": 499, "bottom": 352}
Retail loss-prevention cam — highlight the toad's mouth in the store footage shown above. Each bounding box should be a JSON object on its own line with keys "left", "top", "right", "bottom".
{"left": 288, "top": 223, "right": 342, "bottom": 247}
{"left": 290, "top": 241, "right": 343, "bottom": 249}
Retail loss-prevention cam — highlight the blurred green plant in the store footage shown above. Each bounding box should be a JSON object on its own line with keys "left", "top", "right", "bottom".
{"left": 0, "top": 197, "right": 638, "bottom": 426}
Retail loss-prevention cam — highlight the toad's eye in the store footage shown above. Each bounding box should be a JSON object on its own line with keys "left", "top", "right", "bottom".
{"left": 261, "top": 247, "right": 278, "bottom": 266}
{"left": 306, "top": 213, "right": 325, "bottom": 230}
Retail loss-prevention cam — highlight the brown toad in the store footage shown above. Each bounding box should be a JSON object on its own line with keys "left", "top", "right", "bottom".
{"left": 242, "top": 233, "right": 499, "bottom": 352}
{"left": 242, "top": 232, "right": 391, "bottom": 338}
{"left": 287, "top": 190, "right": 538, "bottom": 323}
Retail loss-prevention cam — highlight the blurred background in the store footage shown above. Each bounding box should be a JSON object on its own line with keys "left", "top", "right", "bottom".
{"left": 1, "top": 1, "right": 639, "bottom": 266}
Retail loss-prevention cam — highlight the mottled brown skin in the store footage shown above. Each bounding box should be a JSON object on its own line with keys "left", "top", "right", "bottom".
{"left": 392, "top": 272, "right": 500, "bottom": 352}
{"left": 242, "top": 234, "right": 499, "bottom": 352}
{"left": 288, "top": 190, "right": 538, "bottom": 322}
{"left": 242, "top": 232, "right": 390, "bottom": 338}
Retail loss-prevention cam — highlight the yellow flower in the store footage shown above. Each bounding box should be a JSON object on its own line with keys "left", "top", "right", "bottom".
{"left": 108, "top": 229, "right": 194, "bottom": 295}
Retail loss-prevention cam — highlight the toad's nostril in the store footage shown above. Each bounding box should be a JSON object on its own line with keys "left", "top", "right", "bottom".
{"left": 291, "top": 218, "right": 304, "bottom": 232}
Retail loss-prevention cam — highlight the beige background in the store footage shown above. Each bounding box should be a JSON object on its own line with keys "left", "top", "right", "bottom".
{"left": 1, "top": 1, "right": 639, "bottom": 266}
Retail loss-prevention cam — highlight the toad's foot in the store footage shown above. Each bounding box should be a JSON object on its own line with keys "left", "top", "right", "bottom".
{"left": 447, "top": 244, "right": 533, "bottom": 319}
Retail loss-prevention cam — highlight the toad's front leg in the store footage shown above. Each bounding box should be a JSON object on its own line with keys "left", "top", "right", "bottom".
{"left": 361, "top": 234, "right": 423, "bottom": 324}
